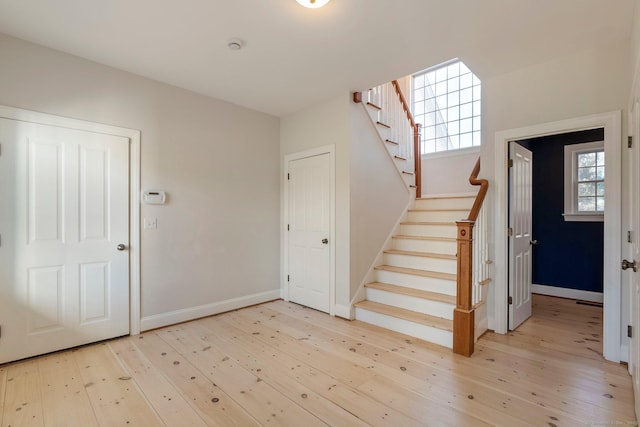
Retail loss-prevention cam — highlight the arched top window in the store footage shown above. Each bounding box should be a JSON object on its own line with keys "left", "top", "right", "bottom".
{"left": 413, "top": 59, "right": 481, "bottom": 154}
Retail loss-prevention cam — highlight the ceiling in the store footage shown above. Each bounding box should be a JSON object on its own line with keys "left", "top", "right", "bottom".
{"left": 0, "top": 0, "right": 635, "bottom": 117}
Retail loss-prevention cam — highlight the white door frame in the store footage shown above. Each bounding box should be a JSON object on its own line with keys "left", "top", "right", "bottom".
{"left": 283, "top": 145, "right": 336, "bottom": 316}
{"left": 493, "top": 111, "right": 622, "bottom": 362}
{"left": 0, "top": 105, "right": 142, "bottom": 335}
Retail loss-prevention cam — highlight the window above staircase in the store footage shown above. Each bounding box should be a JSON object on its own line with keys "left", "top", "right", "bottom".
{"left": 412, "top": 59, "right": 481, "bottom": 155}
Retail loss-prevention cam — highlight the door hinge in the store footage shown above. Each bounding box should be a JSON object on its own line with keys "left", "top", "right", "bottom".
{"left": 508, "top": 227, "right": 514, "bottom": 237}
{"left": 628, "top": 230, "right": 633, "bottom": 244}
{"left": 629, "top": 136, "right": 633, "bottom": 148}
{"left": 628, "top": 325, "right": 633, "bottom": 338}
{"left": 508, "top": 296, "right": 513, "bottom": 305}
{"left": 508, "top": 159, "right": 514, "bottom": 168}
{"left": 287, "top": 173, "right": 290, "bottom": 180}
{"left": 287, "top": 275, "right": 290, "bottom": 282}
{"left": 287, "top": 224, "right": 290, "bottom": 231}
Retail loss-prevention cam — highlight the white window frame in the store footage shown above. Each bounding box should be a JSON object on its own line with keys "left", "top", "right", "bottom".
{"left": 563, "top": 140, "right": 605, "bottom": 222}
{"left": 412, "top": 59, "right": 481, "bottom": 156}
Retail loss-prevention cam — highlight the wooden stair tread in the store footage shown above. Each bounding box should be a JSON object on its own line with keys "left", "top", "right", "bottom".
{"left": 384, "top": 249, "right": 456, "bottom": 260}
{"left": 354, "top": 300, "right": 453, "bottom": 332}
{"left": 417, "top": 194, "right": 475, "bottom": 200}
{"left": 408, "top": 208, "right": 468, "bottom": 212}
{"left": 366, "top": 101, "right": 382, "bottom": 110}
{"left": 401, "top": 221, "right": 456, "bottom": 226}
{"left": 385, "top": 139, "right": 399, "bottom": 145}
{"left": 376, "top": 121, "right": 391, "bottom": 128}
{"left": 394, "top": 155, "right": 407, "bottom": 161}
{"left": 392, "top": 235, "right": 456, "bottom": 242}
{"left": 374, "top": 265, "right": 456, "bottom": 281}
{"left": 402, "top": 171, "right": 414, "bottom": 175}
{"left": 365, "top": 282, "right": 456, "bottom": 305}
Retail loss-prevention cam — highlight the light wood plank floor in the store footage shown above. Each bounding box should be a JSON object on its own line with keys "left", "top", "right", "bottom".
{"left": 0, "top": 294, "right": 636, "bottom": 426}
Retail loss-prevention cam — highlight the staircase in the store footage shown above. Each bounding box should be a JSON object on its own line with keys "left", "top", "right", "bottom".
{"left": 354, "top": 194, "right": 475, "bottom": 349}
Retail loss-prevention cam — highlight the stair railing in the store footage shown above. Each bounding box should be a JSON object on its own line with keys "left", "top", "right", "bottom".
{"left": 454, "top": 157, "right": 489, "bottom": 357}
{"left": 353, "top": 80, "right": 422, "bottom": 197}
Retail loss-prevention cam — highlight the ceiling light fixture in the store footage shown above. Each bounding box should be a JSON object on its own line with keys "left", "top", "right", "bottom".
{"left": 227, "top": 38, "right": 244, "bottom": 51}
{"left": 295, "top": 0, "right": 331, "bottom": 8}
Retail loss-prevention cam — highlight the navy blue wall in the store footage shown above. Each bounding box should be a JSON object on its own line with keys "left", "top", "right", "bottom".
{"left": 517, "top": 129, "right": 604, "bottom": 293}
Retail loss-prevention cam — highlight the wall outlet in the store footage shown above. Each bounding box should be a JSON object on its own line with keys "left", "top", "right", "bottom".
{"left": 144, "top": 217, "right": 157, "bottom": 229}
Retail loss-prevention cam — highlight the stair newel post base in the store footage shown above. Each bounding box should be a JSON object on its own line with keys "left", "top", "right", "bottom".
{"left": 454, "top": 220, "right": 475, "bottom": 357}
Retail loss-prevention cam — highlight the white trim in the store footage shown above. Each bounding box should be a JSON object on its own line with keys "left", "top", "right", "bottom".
{"left": 563, "top": 140, "right": 605, "bottom": 222}
{"left": 422, "top": 146, "right": 480, "bottom": 160}
{"left": 283, "top": 144, "right": 336, "bottom": 316}
{"left": 0, "top": 105, "right": 142, "bottom": 335}
{"left": 532, "top": 284, "right": 603, "bottom": 303}
{"left": 333, "top": 304, "right": 353, "bottom": 320}
{"left": 140, "top": 290, "right": 280, "bottom": 331}
{"left": 494, "top": 111, "right": 622, "bottom": 362}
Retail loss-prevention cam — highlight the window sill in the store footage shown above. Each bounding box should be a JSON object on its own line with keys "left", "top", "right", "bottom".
{"left": 422, "top": 146, "right": 480, "bottom": 160}
{"left": 562, "top": 212, "right": 604, "bottom": 222}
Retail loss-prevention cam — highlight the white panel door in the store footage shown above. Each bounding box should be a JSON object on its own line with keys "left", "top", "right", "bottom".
{"left": 509, "top": 141, "right": 533, "bottom": 330}
{"left": 288, "top": 153, "right": 331, "bottom": 313}
{"left": 630, "top": 102, "right": 640, "bottom": 419}
{"left": 0, "top": 118, "right": 130, "bottom": 364}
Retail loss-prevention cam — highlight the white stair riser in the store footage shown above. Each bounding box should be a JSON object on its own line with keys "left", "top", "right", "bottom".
{"left": 366, "top": 288, "right": 454, "bottom": 320}
{"left": 375, "top": 269, "right": 455, "bottom": 296}
{"left": 384, "top": 253, "right": 456, "bottom": 274}
{"left": 355, "top": 308, "right": 453, "bottom": 349}
{"left": 407, "top": 210, "right": 468, "bottom": 223}
{"left": 400, "top": 223, "right": 457, "bottom": 238}
{"left": 414, "top": 197, "right": 474, "bottom": 210}
{"left": 392, "top": 238, "right": 457, "bottom": 254}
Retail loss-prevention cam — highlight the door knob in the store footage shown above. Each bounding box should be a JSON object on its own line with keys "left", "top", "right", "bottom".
{"left": 530, "top": 240, "right": 538, "bottom": 246}
{"left": 622, "top": 259, "right": 638, "bottom": 272}
{"left": 322, "top": 238, "right": 329, "bottom": 244}
{"left": 117, "top": 244, "right": 127, "bottom": 251}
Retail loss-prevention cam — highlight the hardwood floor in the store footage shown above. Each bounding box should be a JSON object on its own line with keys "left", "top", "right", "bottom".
{"left": 0, "top": 294, "right": 636, "bottom": 426}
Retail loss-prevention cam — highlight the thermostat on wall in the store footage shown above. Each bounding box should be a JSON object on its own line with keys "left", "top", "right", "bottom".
{"left": 142, "top": 190, "right": 166, "bottom": 205}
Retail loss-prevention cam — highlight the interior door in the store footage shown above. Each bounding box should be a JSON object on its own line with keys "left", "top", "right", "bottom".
{"left": 509, "top": 141, "right": 534, "bottom": 329}
{"left": 0, "top": 118, "right": 130, "bottom": 364}
{"left": 630, "top": 102, "right": 640, "bottom": 419}
{"left": 288, "top": 153, "right": 331, "bottom": 313}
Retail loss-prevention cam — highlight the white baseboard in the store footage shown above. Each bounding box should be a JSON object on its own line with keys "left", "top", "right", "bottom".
{"left": 140, "top": 290, "right": 281, "bottom": 331}
{"left": 532, "top": 284, "right": 603, "bottom": 303}
{"left": 334, "top": 303, "right": 354, "bottom": 320}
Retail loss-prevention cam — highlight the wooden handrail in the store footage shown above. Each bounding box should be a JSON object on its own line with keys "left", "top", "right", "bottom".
{"left": 391, "top": 80, "right": 416, "bottom": 129}
{"left": 467, "top": 157, "right": 488, "bottom": 221}
{"left": 453, "top": 155, "right": 488, "bottom": 357}
{"left": 391, "top": 80, "right": 421, "bottom": 199}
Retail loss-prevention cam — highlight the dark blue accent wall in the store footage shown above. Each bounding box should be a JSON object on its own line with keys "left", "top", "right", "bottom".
{"left": 517, "top": 128, "right": 604, "bottom": 293}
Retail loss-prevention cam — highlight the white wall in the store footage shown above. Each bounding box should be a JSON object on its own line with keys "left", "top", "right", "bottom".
{"left": 0, "top": 34, "right": 281, "bottom": 328}
{"left": 422, "top": 150, "right": 478, "bottom": 195}
{"left": 349, "top": 100, "right": 410, "bottom": 300}
{"left": 280, "top": 95, "right": 352, "bottom": 308}
{"left": 480, "top": 40, "right": 631, "bottom": 338}
{"left": 280, "top": 93, "right": 410, "bottom": 312}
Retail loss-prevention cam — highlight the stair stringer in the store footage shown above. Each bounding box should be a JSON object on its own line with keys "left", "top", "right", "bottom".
{"left": 355, "top": 99, "right": 415, "bottom": 191}
{"left": 347, "top": 195, "right": 416, "bottom": 318}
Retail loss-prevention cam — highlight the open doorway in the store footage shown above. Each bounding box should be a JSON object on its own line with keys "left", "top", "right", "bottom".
{"left": 508, "top": 129, "right": 605, "bottom": 336}
{"left": 494, "top": 111, "right": 622, "bottom": 362}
